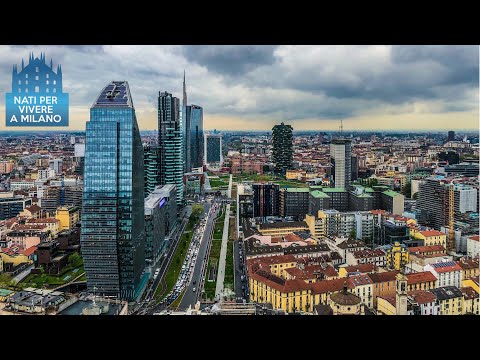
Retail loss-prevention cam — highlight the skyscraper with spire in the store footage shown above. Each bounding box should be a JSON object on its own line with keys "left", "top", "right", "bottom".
{"left": 182, "top": 71, "right": 204, "bottom": 171}
{"left": 183, "top": 70, "right": 187, "bottom": 107}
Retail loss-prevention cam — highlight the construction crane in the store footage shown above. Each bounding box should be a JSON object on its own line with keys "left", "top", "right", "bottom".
{"left": 447, "top": 182, "right": 455, "bottom": 252}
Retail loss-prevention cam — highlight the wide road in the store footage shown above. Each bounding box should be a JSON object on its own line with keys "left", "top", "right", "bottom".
{"left": 177, "top": 201, "right": 218, "bottom": 310}
{"left": 233, "top": 239, "right": 248, "bottom": 303}
{"left": 133, "top": 206, "right": 191, "bottom": 314}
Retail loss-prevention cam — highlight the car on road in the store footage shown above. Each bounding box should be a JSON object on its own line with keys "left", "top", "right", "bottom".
{"left": 192, "top": 287, "right": 196, "bottom": 292}
{"left": 193, "top": 280, "right": 196, "bottom": 284}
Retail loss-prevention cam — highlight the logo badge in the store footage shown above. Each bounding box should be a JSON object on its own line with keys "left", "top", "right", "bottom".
{"left": 5, "top": 52, "right": 69, "bottom": 127}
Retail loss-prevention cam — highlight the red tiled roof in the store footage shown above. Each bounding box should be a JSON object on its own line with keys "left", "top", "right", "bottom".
{"left": 11, "top": 224, "right": 47, "bottom": 231}
{"left": 20, "top": 246, "right": 37, "bottom": 256}
{"left": 408, "top": 290, "right": 437, "bottom": 304}
{"left": 310, "top": 278, "right": 352, "bottom": 295}
{"left": 347, "top": 274, "right": 373, "bottom": 286}
{"left": 342, "top": 263, "right": 377, "bottom": 274}
{"left": 460, "top": 286, "right": 479, "bottom": 300}
{"left": 408, "top": 245, "right": 446, "bottom": 254}
{"left": 456, "top": 258, "right": 479, "bottom": 270}
{"left": 368, "top": 270, "right": 399, "bottom": 283}
{"left": 370, "top": 209, "right": 388, "bottom": 215}
{"left": 24, "top": 204, "right": 42, "bottom": 213}
{"left": 468, "top": 235, "right": 479, "bottom": 242}
{"left": 419, "top": 230, "right": 445, "bottom": 237}
{"left": 406, "top": 271, "right": 437, "bottom": 284}
{"left": 351, "top": 249, "right": 385, "bottom": 259}
{"left": 26, "top": 217, "right": 59, "bottom": 224}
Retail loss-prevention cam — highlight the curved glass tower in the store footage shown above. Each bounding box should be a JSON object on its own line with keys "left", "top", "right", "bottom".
{"left": 81, "top": 81, "right": 145, "bottom": 301}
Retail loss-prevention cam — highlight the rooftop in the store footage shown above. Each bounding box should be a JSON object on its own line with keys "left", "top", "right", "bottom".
{"left": 259, "top": 221, "right": 308, "bottom": 230}
{"left": 322, "top": 188, "right": 346, "bottom": 193}
{"left": 429, "top": 286, "right": 463, "bottom": 301}
{"left": 310, "top": 190, "right": 330, "bottom": 199}
{"left": 382, "top": 190, "right": 401, "bottom": 197}
{"left": 92, "top": 81, "right": 133, "bottom": 109}
{"left": 286, "top": 188, "right": 310, "bottom": 193}
{"left": 406, "top": 271, "right": 438, "bottom": 284}
{"left": 408, "top": 290, "right": 437, "bottom": 305}
{"left": 419, "top": 230, "right": 446, "bottom": 237}
{"left": 408, "top": 245, "right": 446, "bottom": 254}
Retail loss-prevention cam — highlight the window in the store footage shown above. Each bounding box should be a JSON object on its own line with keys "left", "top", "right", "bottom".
{"left": 25, "top": 74, "right": 28, "bottom": 78}
{"left": 25, "top": 80, "right": 28, "bottom": 85}
{"left": 18, "top": 80, "right": 21, "bottom": 85}
{"left": 36, "top": 67, "right": 39, "bottom": 72}
{"left": 46, "top": 88, "right": 49, "bottom": 93}
{"left": 25, "top": 88, "right": 28, "bottom": 93}
{"left": 18, "top": 88, "right": 21, "bottom": 93}
{"left": 35, "top": 86, "right": 39, "bottom": 93}
{"left": 53, "top": 80, "right": 57, "bottom": 85}
{"left": 53, "top": 88, "right": 56, "bottom": 93}
{"left": 46, "top": 80, "right": 49, "bottom": 85}
{"left": 46, "top": 74, "right": 49, "bottom": 79}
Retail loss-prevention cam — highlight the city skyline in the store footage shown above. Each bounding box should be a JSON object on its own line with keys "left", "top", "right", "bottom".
{"left": 0, "top": 45, "right": 477, "bottom": 132}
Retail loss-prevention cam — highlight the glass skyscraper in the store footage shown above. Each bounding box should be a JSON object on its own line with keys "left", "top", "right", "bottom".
{"left": 184, "top": 104, "right": 204, "bottom": 171}
{"left": 143, "top": 144, "right": 160, "bottom": 197}
{"left": 182, "top": 74, "right": 204, "bottom": 172}
{"left": 81, "top": 81, "right": 146, "bottom": 301}
{"left": 158, "top": 91, "right": 184, "bottom": 206}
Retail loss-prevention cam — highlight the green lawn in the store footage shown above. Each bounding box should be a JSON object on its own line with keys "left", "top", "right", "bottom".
{"left": 209, "top": 179, "right": 229, "bottom": 189}
{"left": 20, "top": 255, "right": 84, "bottom": 289}
{"left": 204, "top": 239, "right": 222, "bottom": 300}
{"left": 224, "top": 240, "right": 234, "bottom": 293}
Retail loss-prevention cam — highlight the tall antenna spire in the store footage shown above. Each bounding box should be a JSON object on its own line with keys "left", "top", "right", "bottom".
{"left": 340, "top": 119, "right": 344, "bottom": 136}
{"left": 182, "top": 70, "right": 187, "bottom": 107}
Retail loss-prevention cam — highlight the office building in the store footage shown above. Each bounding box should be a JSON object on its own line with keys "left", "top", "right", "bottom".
{"left": 81, "top": 81, "right": 146, "bottom": 301}
{"left": 0, "top": 192, "right": 32, "bottom": 220}
{"left": 150, "top": 185, "right": 178, "bottom": 237}
{"left": 144, "top": 188, "right": 167, "bottom": 265}
{"left": 438, "top": 151, "right": 459, "bottom": 165}
{"left": 447, "top": 130, "right": 455, "bottom": 142}
{"left": 279, "top": 188, "right": 310, "bottom": 220}
{"left": 444, "top": 163, "right": 479, "bottom": 177}
{"left": 417, "top": 177, "right": 478, "bottom": 230}
{"left": 74, "top": 142, "right": 86, "bottom": 176}
{"left": 253, "top": 183, "right": 280, "bottom": 218}
{"left": 49, "top": 158, "right": 63, "bottom": 175}
{"left": 158, "top": 91, "right": 184, "bottom": 206}
{"left": 143, "top": 144, "right": 161, "bottom": 197}
{"left": 237, "top": 184, "right": 254, "bottom": 238}
{"left": 205, "top": 131, "right": 223, "bottom": 166}
{"left": 309, "top": 190, "right": 331, "bottom": 215}
{"left": 330, "top": 139, "right": 352, "bottom": 189}
{"left": 184, "top": 104, "right": 204, "bottom": 172}
{"left": 272, "top": 122, "right": 293, "bottom": 175}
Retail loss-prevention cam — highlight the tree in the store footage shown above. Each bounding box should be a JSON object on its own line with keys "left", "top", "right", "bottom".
{"left": 402, "top": 181, "right": 412, "bottom": 198}
{"left": 349, "top": 229, "right": 357, "bottom": 240}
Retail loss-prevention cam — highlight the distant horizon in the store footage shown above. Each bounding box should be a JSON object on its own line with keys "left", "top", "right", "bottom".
{"left": 0, "top": 45, "right": 478, "bottom": 132}
{"left": 0, "top": 128, "right": 478, "bottom": 135}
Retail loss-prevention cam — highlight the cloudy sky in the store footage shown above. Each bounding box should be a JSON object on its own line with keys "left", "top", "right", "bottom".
{"left": 0, "top": 45, "right": 478, "bottom": 132}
